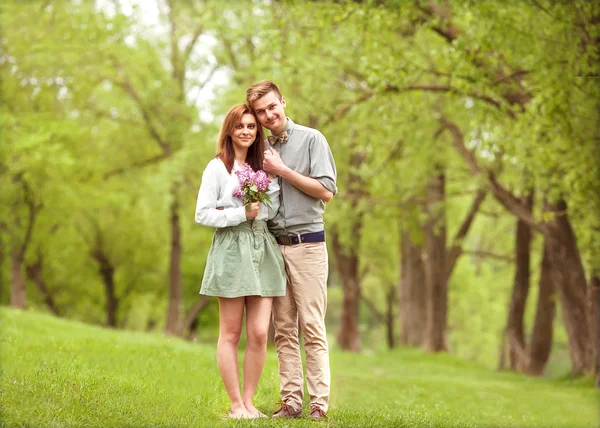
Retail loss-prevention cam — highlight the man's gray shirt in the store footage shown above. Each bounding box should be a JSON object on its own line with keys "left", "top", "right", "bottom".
{"left": 267, "top": 118, "right": 337, "bottom": 237}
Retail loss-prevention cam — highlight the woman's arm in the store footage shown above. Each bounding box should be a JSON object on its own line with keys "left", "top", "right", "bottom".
{"left": 195, "top": 163, "right": 247, "bottom": 228}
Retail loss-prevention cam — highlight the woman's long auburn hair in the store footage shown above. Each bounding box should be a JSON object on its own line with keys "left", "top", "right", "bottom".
{"left": 215, "top": 104, "right": 265, "bottom": 174}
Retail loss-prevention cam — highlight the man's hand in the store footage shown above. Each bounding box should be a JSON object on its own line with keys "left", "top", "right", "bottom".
{"left": 264, "top": 148, "right": 286, "bottom": 176}
{"left": 245, "top": 202, "right": 261, "bottom": 219}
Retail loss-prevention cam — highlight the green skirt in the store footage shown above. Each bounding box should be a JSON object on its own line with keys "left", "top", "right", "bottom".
{"left": 200, "top": 220, "right": 286, "bottom": 298}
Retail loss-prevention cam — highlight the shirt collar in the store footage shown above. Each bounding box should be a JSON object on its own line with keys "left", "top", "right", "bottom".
{"left": 270, "top": 117, "right": 294, "bottom": 138}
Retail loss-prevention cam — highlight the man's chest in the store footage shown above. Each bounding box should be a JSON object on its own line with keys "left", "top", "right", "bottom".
{"left": 277, "top": 141, "right": 310, "bottom": 176}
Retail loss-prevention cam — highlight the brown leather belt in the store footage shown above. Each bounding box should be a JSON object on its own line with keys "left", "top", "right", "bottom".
{"left": 276, "top": 230, "right": 325, "bottom": 245}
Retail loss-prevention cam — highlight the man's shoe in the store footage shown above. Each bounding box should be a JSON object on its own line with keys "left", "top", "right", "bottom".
{"left": 309, "top": 405, "right": 327, "bottom": 420}
{"left": 272, "top": 402, "right": 302, "bottom": 419}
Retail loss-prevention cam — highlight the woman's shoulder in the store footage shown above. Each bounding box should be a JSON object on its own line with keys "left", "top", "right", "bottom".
{"left": 204, "top": 157, "right": 227, "bottom": 174}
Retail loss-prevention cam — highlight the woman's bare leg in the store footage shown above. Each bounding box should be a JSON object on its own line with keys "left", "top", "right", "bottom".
{"left": 242, "top": 296, "right": 273, "bottom": 415}
{"left": 217, "top": 297, "right": 253, "bottom": 418}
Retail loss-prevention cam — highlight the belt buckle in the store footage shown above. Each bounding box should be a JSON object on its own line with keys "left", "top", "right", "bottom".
{"left": 295, "top": 233, "right": 302, "bottom": 245}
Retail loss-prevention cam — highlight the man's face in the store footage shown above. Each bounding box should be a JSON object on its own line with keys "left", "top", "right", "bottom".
{"left": 252, "top": 91, "right": 286, "bottom": 134}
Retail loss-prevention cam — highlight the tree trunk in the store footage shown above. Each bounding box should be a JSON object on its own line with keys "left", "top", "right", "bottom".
{"left": 386, "top": 286, "right": 396, "bottom": 349}
{"left": 0, "top": 232, "right": 5, "bottom": 302}
{"left": 334, "top": 147, "right": 365, "bottom": 352}
{"left": 589, "top": 272, "right": 600, "bottom": 387}
{"left": 498, "top": 332, "right": 508, "bottom": 371}
{"left": 10, "top": 248, "right": 26, "bottom": 309}
{"left": 527, "top": 239, "right": 555, "bottom": 376}
{"left": 545, "top": 200, "right": 592, "bottom": 375}
{"left": 165, "top": 191, "right": 182, "bottom": 335}
{"left": 424, "top": 172, "right": 448, "bottom": 352}
{"left": 91, "top": 247, "right": 118, "bottom": 328}
{"left": 505, "top": 194, "right": 533, "bottom": 371}
{"left": 332, "top": 229, "right": 361, "bottom": 352}
{"left": 26, "top": 256, "right": 60, "bottom": 316}
{"left": 399, "top": 228, "right": 427, "bottom": 347}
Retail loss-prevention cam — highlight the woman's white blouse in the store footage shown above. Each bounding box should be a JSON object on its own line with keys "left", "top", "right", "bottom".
{"left": 195, "top": 158, "right": 280, "bottom": 228}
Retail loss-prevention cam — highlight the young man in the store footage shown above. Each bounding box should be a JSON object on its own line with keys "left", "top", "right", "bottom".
{"left": 246, "top": 80, "right": 337, "bottom": 420}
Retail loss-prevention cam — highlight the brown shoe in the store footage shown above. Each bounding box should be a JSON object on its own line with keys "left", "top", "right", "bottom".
{"left": 272, "top": 402, "right": 302, "bottom": 419}
{"left": 309, "top": 405, "right": 327, "bottom": 420}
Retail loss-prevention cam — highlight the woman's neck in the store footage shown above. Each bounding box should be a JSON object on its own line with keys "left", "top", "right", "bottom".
{"left": 234, "top": 147, "right": 248, "bottom": 164}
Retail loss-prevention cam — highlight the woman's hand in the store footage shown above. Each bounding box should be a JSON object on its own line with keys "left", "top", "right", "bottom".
{"left": 245, "top": 202, "right": 261, "bottom": 219}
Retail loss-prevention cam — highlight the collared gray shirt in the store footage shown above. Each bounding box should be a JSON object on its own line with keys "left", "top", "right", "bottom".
{"left": 267, "top": 118, "right": 337, "bottom": 237}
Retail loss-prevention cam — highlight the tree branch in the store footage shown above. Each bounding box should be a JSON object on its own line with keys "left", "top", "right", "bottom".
{"left": 359, "top": 292, "right": 385, "bottom": 324}
{"left": 463, "top": 250, "right": 514, "bottom": 262}
{"left": 439, "top": 115, "right": 548, "bottom": 234}
{"left": 192, "top": 64, "right": 219, "bottom": 107}
{"left": 366, "top": 139, "right": 405, "bottom": 178}
{"left": 574, "top": 2, "right": 595, "bottom": 48}
{"left": 26, "top": 253, "right": 60, "bottom": 316}
{"left": 109, "top": 56, "right": 170, "bottom": 153}
{"left": 414, "top": 2, "right": 461, "bottom": 42}
{"left": 446, "top": 188, "right": 487, "bottom": 280}
{"left": 326, "top": 90, "right": 374, "bottom": 125}
{"left": 392, "top": 83, "right": 517, "bottom": 118}
{"left": 414, "top": 3, "right": 533, "bottom": 109}
{"left": 103, "top": 154, "right": 166, "bottom": 179}
{"left": 182, "top": 24, "right": 204, "bottom": 66}
{"left": 181, "top": 295, "right": 210, "bottom": 333}
{"left": 439, "top": 117, "right": 481, "bottom": 175}
{"left": 219, "top": 34, "right": 239, "bottom": 71}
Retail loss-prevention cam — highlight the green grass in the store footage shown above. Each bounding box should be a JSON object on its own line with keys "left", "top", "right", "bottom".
{"left": 1, "top": 308, "right": 598, "bottom": 427}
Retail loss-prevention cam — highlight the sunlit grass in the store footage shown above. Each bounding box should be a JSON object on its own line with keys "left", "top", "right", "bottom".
{"left": 1, "top": 308, "right": 598, "bottom": 427}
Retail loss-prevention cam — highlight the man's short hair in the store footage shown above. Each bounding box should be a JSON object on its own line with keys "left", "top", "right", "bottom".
{"left": 246, "top": 80, "right": 283, "bottom": 105}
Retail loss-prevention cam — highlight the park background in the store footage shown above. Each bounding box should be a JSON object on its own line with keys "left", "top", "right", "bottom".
{"left": 1, "top": 1, "right": 599, "bottom": 427}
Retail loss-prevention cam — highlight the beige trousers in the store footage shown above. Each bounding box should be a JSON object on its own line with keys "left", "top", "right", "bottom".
{"left": 272, "top": 241, "right": 330, "bottom": 412}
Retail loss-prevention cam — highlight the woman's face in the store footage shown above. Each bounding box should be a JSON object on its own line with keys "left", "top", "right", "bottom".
{"left": 230, "top": 113, "right": 258, "bottom": 150}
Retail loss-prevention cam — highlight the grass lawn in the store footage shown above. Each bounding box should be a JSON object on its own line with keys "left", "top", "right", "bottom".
{"left": 1, "top": 308, "right": 598, "bottom": 427}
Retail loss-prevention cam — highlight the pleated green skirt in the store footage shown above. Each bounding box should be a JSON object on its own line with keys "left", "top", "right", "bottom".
{"left": 200, "top": 220, "right": 286, "bottom": 298}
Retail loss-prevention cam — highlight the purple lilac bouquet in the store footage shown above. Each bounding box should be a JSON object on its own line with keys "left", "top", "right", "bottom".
{"left": 232, "top": 162, "right": 271, "bottom": 210}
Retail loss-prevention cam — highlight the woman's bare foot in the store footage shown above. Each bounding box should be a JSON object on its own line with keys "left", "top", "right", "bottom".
{"left": 228, "top": 405, "right": 254, "bottom": 419}
{"left": 244, "top": 403, "right": 266, "bottom": 418}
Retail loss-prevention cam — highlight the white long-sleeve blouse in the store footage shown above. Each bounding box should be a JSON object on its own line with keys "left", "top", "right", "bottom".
{"left": 195, "top": 158, "right": 280, "bottom": 228}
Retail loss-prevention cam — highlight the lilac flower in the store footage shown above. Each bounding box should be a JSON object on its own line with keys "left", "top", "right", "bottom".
{"left": 234, "top": 163, "right": 254, "bottom": 184}
{"left": 254, "top": 170, "right": 270, "bottom": 192}
{"left": 231, "top": 162, "right": 271, "bottom": 206}
{"left": 232, "top": 188, "right": 244, "bottom": 199}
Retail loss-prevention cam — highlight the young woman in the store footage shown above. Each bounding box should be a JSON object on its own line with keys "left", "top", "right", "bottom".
{"left": 195, "top": 103, "right": 286, "bottom": 419}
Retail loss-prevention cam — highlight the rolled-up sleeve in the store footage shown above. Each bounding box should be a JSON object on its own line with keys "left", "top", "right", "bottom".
{"left": 309, "top": 133, "right": 338, "bottom": 195}
{"left": 195, "top": 163, "right": 247, "bottom": 228}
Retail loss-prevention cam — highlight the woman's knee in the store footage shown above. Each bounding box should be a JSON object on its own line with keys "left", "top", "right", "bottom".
{"left": 247, "top": 327, "right": 269, "bottom": 349}
{"left": 218, "top": 328, "right": 242, "bottom": 346}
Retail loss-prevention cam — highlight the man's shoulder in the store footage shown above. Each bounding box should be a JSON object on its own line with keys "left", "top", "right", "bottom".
{"left": 292, "top": 122, "right": 326, "bottom": 141}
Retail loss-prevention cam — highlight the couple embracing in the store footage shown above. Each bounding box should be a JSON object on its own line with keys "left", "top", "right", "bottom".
{"left": 194, "top": 80, "right": 337, "bottom": 420}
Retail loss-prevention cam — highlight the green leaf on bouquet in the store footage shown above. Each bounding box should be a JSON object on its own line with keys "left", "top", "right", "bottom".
{"left": 250, "top": 185, "right": 258, "bottom": 192}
